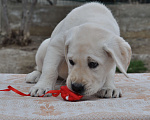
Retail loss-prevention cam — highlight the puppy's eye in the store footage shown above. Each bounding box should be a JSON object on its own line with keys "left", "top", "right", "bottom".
{"left": 88, "top": 62, "right": 99, "bottom": 69}
{"left": 69, "top": 59, "right": 75, "bottom": 66}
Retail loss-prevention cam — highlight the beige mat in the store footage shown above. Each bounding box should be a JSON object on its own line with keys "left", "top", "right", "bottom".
{"left": 0, "top": 73, "right": 150, "bottom": 119}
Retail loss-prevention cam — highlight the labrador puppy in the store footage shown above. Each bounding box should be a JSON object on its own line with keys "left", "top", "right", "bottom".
{"left": 26, "top": 2, "right": 132, "bottom": 98}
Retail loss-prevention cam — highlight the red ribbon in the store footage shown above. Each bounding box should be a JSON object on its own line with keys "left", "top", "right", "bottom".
{"left": 0, "top": 85, "right": 83, "bottom": 101}
{"left": 0, "top": 85, "right": 30, "bottom": 96}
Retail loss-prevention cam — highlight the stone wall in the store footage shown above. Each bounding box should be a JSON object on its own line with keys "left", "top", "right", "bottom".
{"left": 1, "top": 4, "right": 150, "bottom": 39}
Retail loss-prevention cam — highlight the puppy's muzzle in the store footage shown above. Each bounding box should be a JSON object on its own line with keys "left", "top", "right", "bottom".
{"left": 71, "top": 83, "right": 85, "bottom": 95}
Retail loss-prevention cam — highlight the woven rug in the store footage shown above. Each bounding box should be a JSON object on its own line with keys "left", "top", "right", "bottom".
{"left": 0, "top": 73, "right": 150, "bottom": 119}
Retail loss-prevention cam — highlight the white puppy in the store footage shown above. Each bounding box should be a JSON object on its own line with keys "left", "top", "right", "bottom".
{"left": 26, "top": 2, "right": 131, "bottom": 98}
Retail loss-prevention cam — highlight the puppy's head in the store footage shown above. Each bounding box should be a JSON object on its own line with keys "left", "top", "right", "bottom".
{"left": 64, "top": 23, "right": 131, "bottom": 96}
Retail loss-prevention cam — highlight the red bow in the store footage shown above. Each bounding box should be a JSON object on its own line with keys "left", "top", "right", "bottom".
{"left": 0, "top": 85, "right": 83, "bottom": 101}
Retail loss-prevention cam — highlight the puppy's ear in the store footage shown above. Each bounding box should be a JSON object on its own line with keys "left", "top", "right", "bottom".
{"left": 103, "top": 36, "right": 132, "bottom": 78}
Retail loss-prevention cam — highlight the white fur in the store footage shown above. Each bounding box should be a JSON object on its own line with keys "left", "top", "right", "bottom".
{"left": 26, "top": 2, "right": 131, "bottom": 97}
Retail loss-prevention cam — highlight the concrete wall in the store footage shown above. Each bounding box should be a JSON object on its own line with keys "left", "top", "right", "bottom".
{"left": 1, "top": 4, "right": 150, "bottom": 39}
{"left": 108, "top": 4, "right": 150, "bottom": 39}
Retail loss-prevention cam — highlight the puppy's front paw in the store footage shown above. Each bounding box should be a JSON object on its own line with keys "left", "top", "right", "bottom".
{"left": 29, "top": 85, "right": 52, "bottom": 97}
{"left": 96, "top": 88, "right": 122, "bottom": 98}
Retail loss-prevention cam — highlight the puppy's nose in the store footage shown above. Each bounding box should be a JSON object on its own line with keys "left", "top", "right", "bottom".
{"left": 71, "top": 83, "right": 84, "bottom": 94}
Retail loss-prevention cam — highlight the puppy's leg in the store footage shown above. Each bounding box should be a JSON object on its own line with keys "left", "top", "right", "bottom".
{"left": 25, "top": 39, "right": 50, "bottom": 83}
{"left": 29, "top": 41, "right": 64, "bottom": 97}
{"left": 25, "top": 71, "right": 41, "bottom": 83}
{"left": 96, "top": 66, "right": 122, "bottom": 98}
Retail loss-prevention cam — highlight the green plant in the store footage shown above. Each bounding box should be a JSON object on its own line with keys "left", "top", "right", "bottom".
{"left": 116, "top": 60, "right": 147, "bottom": 73}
